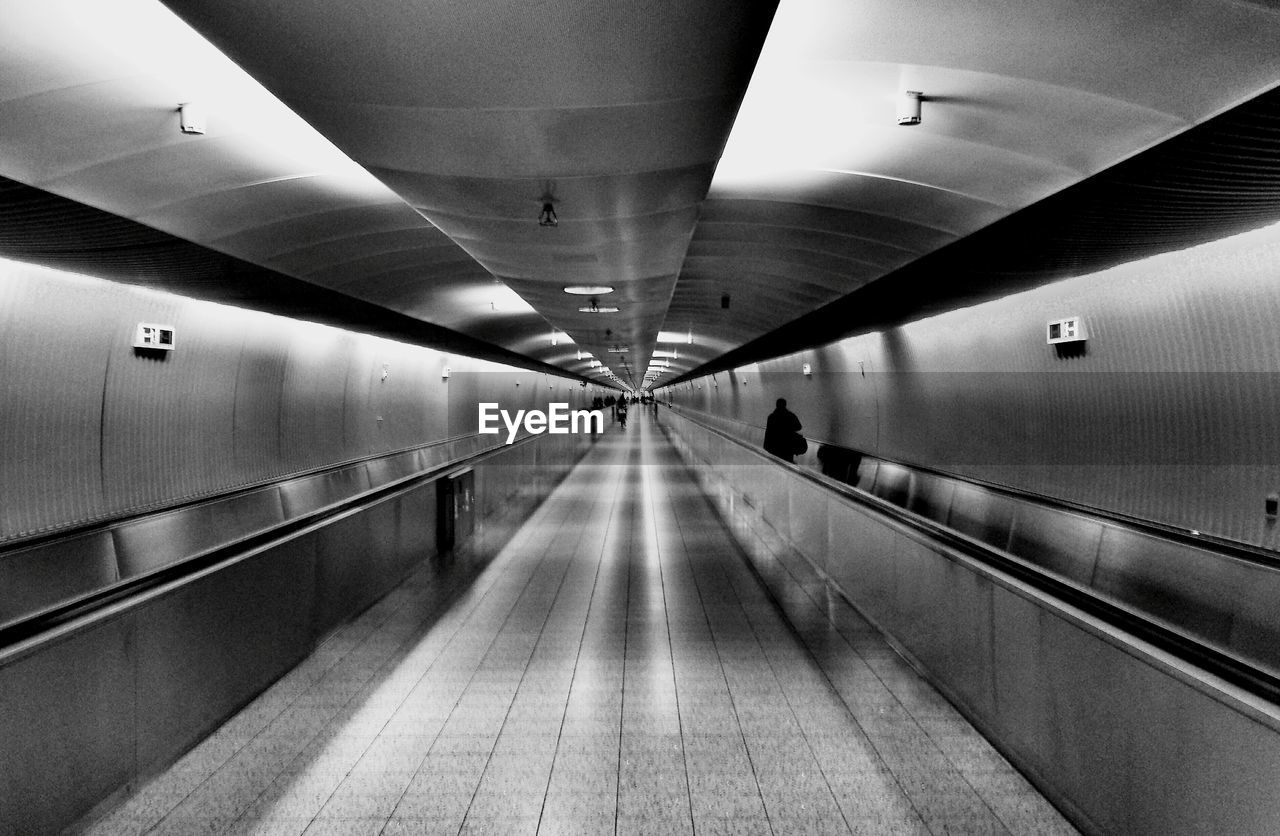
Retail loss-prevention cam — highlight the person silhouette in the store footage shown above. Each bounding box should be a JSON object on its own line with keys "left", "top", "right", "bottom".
{"left": 763, "top": 398, "right": 803, "bottom": 463}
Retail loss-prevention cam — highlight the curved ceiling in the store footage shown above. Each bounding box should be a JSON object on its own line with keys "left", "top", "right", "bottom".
{"left": 657, "top": 0, "right": 1280, "bottom": 381}
{"left": 1, "top": 0, "right": 1279, "bottom": 389}
{"left": 689, "top": 83, "right": 1280, "bottom": 378}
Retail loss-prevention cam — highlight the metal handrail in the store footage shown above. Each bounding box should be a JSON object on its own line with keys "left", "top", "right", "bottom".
{"left": 0, "top": 431, "right": 544, "bottom": 654}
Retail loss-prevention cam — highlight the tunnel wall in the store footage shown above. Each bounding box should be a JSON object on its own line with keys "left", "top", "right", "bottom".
{"left": 0, "top": 429, "right": 591, "bottom": 836}
{"left": 661, "top": 409, "right": 1280, "bottom": 836}
{"left": 663, "top": 219, "right": 1280, "bottom": 551}
{"left": 0, "top": 256, "right": 607, "bottom": 835}
{"left": 0, "top": 257, "right": 607, "bottom": 545}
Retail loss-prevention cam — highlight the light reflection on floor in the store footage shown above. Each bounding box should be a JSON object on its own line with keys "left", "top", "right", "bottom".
{"left": 80, "top": 412, "right": 1074, "bottom": 836}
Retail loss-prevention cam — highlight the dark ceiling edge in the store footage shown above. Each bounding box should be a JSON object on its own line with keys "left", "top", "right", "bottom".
{"left": 0, "top": 176, "right": 598, "bottom": 384}
{"left": 670, "top": 84, "right": 1280, "bottom": 385}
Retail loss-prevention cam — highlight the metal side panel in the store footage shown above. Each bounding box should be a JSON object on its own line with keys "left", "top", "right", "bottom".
{"left": 366, "top": 451, "right": 417, "bottom": 488}
{"left": 990, "top": 581, "right": 1280, "bottom": 835}
{"left": 211, "top": 486, "right": 287, "bottom": 543}
{"left": 824, "top": 500, "right": 899, "bottom": 626}
{"left": 871, "top": 460, "right": 911, "bottom": 507}
{"left": 788, "top": 476, "right": 831, "bottom": 575}
{"left": 112, "top": 502, "right": 219, "bottom": 579}
{"left": 891, "top": 536, "right": 996, "bottom": 718}
{"left": 391, "top": 483, "right": 435, "bottom": 577}
{"left": 1092, "top": 524, "right": 1238, "bottom": 647}
{"left": 0, "top": 531, "right": 118, "bottom": 625}
{"left": 906, "top": 470, "right": 955, "bottom": 525}
{"left": 947, "top": 481, "right": 1016, "bottom": 551}
{"left": 0, "top": 617, "right": 136, "bottom": 836}
{"left": 132, "top": 535, "right": 317, "bottom": 773}
{"left": 278, "top": 465, "right": 372, "bottom": 519}
{"left": 1006, "top": 500, "right": 1103, "bottom": 586}
{"left": 313, "top": 509, "right": 384, "bottom": 632}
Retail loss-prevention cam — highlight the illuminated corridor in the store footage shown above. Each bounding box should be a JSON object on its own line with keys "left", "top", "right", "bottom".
{"left": 83, "top": 415, "right": 1072, "bottom": 835}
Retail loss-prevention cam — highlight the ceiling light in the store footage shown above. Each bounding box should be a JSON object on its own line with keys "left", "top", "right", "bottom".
{"left": 656, "top": 331, "right": 693, "bottom": 344}
{"left": 563, "top": 285, "right": 614, "bottom": 295}
{"left": 538, "top": 202, "right": 558, "bottom": 227}
{"left": 653, "top": 349, "right": 678, "bottom": 358}
{"left": 898, "top": 90, "right": 923, "bottom": 126}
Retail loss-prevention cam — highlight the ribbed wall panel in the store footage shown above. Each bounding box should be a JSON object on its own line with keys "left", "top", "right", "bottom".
{"left": 0, "top": 266, "right": 112, "bottom": 538}
{"left": 278, "top": 327, "right": 354, "bottom": 472}
{"left": 0, "top": 259, "right": 599, "bottom": 545}
{"left": 341, "top": 337, "right": 380, "bottom": 458}
{"left": 100, "top": 289, "right": 241, "bottom": 515}
{"left": 405, "top": 352, "right": 449, "bottom": 448}
{"left": 666, "top": 220, "right": 1280, "bottom": 552}
{"left": 232, "top": 323, "right": 290, "bottom": 486}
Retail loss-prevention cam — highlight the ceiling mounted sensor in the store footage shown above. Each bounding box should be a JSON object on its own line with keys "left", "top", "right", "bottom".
{"left": 898, "top": 90, "right": 924, "bottom": 126}
{"left": 538, "top": 201, "right": 557, "bottom": 227}
{"left": 579, "top": 299, "right": 618, "bottom": 313}
{"left": 178, "top": 102, "right": 206, "bottom": 135}
{"left": 563, "top": 285, "right": 614, "bottom": 295}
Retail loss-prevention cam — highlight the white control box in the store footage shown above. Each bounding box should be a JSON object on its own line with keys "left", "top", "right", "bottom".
{"left": 134, "top": 323, "right": 175, "bottom": 350}
{"left": 1046, "top": 316, "right": 1086, "bottom": 344}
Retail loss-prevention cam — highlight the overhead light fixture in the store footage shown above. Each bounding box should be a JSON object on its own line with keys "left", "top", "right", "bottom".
{"left": 656, "top": 330, "right": 693, "bottom": 345}
{"left": 178, "top": 102, "right": 206, "bottom": 135}
{"left": 607, "top": 346, "right": 628, "bottom": 354}
{"left": 653, "top": 349, "right": 678, "bottom": 359}
{"left": 538, "top": 201, "right": 558, "bottom": 227}
{"left": 898, "top": 90, "right": 923, "bottom": 126}
{"left": 550, "top": 329, "right": 559, "bottom": 346}
{"left": 579, "top": 299, "right": 618, "bottom": 313}
{"left": 563, "top": 285, "right": 614, "bottom": 295}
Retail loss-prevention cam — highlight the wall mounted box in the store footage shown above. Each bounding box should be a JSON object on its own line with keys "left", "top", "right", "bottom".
{"left": 133, "top": 323, "right": 175, "bottom": 350}
{"left": 1046, "top": 316, "right": 1086, "bottom": 344}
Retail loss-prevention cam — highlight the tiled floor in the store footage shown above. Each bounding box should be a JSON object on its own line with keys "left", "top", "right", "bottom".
{"left": 79, "top": 412, "right": 1076, "bottom": 835}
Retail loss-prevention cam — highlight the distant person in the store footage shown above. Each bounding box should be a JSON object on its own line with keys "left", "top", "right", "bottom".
{"left": 763, "top": 398, "right": 804, "bottom": 462}
{"left": 617, "top": 398, "right": 628, "bottom": 429}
